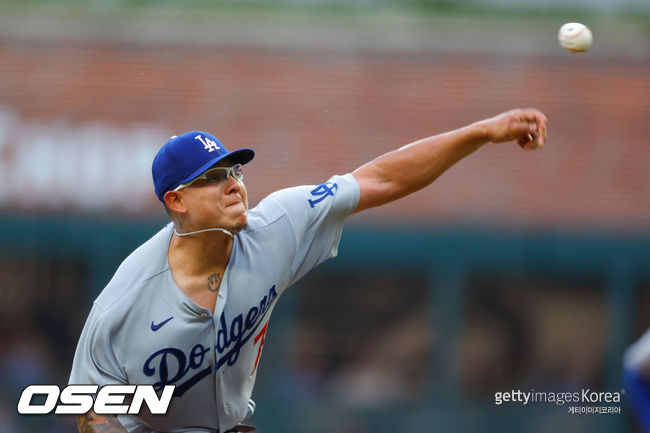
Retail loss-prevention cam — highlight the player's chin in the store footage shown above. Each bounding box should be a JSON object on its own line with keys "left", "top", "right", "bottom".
{"left": 232, "top": 222, "right": 248, "bottom": 235}
{"left": 230, "top": 211, "right": 248, "bottom": 233}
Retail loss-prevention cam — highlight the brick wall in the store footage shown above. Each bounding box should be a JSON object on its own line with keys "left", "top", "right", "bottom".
{"left": 1, "top": 39, "right": 648, "bottom": 231}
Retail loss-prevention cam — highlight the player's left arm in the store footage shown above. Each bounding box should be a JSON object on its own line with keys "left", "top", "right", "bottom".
{"left": 351, "top": 108, "right": 547, "bottom": 213}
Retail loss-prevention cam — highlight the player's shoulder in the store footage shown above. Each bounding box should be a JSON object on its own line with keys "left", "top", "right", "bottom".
{"left": 94, "top": 223, "right": 173, "bottom": 312}
{"left": 241, "top": 191, "right": 292, "bottom": 236}
{"left": 261, "top": 173, "right": 358, "bottom": 211}
{"left": 240, "top": 173, "right": 359, "bottom": 242}
{"left": 242, "top": 173, "right": 354, "bottom": 231}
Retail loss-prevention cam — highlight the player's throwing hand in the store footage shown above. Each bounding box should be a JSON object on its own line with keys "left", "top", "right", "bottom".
{"left": 481, "top": 108, "right": 548, "bottom": 150}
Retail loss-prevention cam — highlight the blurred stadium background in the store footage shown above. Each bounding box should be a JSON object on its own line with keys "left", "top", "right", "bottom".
{"left": 0, "top": 0, "right": 649, "bottom": 432}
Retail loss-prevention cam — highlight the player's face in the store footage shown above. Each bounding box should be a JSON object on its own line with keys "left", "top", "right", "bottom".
{"left": 179, "top": 161, "right": 249, "bottom": 234}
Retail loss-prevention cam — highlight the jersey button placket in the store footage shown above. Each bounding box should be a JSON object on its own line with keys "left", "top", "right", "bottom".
{"left": 212, "top": 272, "right": 229, "bottom": 419}
{"left": 213, "top": 296, "right": 224, "bottom": 414}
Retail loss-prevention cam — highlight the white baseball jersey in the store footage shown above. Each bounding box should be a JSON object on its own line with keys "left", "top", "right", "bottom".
{"left": 69, "top": 173, "right": 360, "bottom": 433}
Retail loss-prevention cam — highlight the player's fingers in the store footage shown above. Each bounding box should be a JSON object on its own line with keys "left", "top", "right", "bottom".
{"left": 517, "top": 132, "right": 539, "bottom": 150}
{"left": 511, "top": 118, "right": 537, "bottom": 136}
{"left": 523, "top": 110, "right": 546, "bottom": 149}
{"left": 517, "top": 135, "right": 528, "bottom": 148}
{"left": 507, "top": 108, "right": 546, "bottom": 149}
{"left": 527, "top": 109, "right": 547, "bottom": 147}
{"left": 517, "top": 133, "right": 532, "bottom": 149}
{"left": 522, "top": 121, "right": 538, "bottom": 143}
{"left": 496, "top": 109, "right": 546, "bottom": 146}
{"left": 524, "top": 136, "right": 538, "bottom": 150}
{"left": 529, "top": 120, "right": 543, "bottom": 149}
{"left": 537, "top": 114, "right": 547, "bottom": 148}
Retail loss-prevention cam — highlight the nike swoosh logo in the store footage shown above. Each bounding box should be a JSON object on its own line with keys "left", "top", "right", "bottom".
{"left": 151, "top": 316, "right": 174, "bottom": 331}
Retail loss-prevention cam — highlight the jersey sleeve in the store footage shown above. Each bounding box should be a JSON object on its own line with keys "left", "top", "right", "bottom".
{"left": 69, "top": 304, "right": 127, "bottom": 386}
{"left": 267, "top": 173, "right": 360, "bottom": 286}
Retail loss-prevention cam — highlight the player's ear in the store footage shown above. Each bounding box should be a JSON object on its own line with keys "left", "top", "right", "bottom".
{"left": 163, "top": 191, "right": 187, "bottom": 214}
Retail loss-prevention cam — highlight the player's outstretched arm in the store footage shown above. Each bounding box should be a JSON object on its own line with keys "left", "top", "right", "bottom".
{"left": 351, "top": 108, "right": 547, "bottom": 213}
{"left": 77, "top": 410, "right": 127, "bottom": 433}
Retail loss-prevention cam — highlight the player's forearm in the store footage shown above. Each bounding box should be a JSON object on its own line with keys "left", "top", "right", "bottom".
{"left": 352, "top": 108, "right": 547, "bottom": 212}
{"left": 77, "top": 411, "right": 128, "bottom": 433}
{"left": 352, "top": 121, "right": 488, "bottom": 212}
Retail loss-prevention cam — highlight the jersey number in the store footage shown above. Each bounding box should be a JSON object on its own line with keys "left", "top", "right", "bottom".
{"left": 251, "top": 322, "right": 269, "bottom": 376}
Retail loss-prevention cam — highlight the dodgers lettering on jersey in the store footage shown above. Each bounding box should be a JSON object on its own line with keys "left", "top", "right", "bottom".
{"left": 142, "top": 285, "right": 278, "bottom": 398}
{"left": 214, "top": 285, "right": 276, "bottom": 370}
{"left": 69, "top": 173, "right": 360, "bottom": 433}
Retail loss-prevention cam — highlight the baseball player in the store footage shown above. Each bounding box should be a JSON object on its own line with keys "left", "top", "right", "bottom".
{"left": 69, "top": 108, "right": 547, "bottom": 433}
{"left": 624, "top": 329, "right": 650, "bottom": 432}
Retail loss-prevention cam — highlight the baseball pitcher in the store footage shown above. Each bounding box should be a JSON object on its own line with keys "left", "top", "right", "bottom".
{"left": 69, "top": 109, "right": 547, "bottom": 432}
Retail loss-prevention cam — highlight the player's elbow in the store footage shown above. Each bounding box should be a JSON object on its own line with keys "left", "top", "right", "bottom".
{"left": 352, "top": 173, "right": 401, "bottom": 213}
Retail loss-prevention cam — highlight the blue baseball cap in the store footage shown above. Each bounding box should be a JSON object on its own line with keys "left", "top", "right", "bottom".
{"left": 152, "top": 131, "right": 255, "bottom": 202}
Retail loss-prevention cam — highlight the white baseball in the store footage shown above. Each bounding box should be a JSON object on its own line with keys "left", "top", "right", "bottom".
{"left": 558, "top": 22, "right": 593, "bottom": 53}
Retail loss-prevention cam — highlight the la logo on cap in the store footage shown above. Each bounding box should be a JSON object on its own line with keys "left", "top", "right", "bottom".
{"left": 195, "top": 134, "right": 220, "bottom": 153}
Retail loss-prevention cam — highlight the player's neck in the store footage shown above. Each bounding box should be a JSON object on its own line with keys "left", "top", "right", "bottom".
{"left": 168, "top": 231, "right": 234, "bottom": 275}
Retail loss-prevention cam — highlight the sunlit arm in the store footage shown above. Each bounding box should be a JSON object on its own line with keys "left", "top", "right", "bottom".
{"left": 351, "top": 108, "right": 547, "bottom": 213}
{"left": 77, "top": 411, "right": 127, "bottom": 433}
